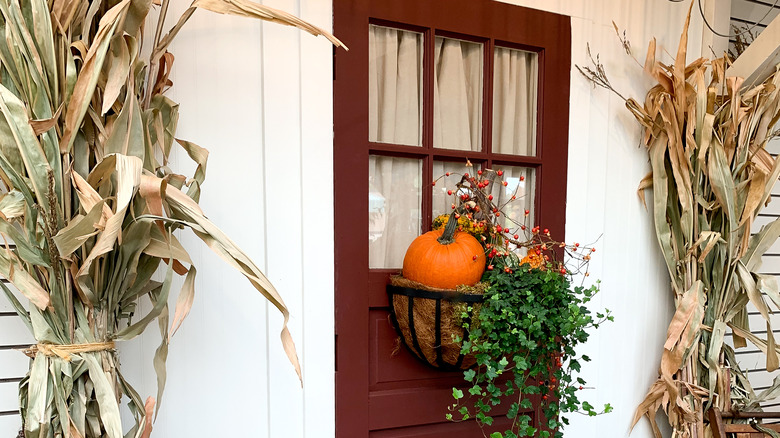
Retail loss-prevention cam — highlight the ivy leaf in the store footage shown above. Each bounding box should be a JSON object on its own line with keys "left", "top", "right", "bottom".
{"left": 515, "top": 357, "right": 528, "bottom": 370}
{"left": 453, "top": 388, "right": 464, "bottom": 400}
{"left": 507, "top": 402, "right": 519, "bottom": 419}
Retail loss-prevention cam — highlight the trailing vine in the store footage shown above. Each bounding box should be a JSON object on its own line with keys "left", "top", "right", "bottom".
{"left": 449, "top": 264, "right": 613, "bottom": 437}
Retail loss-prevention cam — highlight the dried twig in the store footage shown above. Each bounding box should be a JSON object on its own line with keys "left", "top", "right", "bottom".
{"left": 576, "top": 44, "right": 628, "bottom": 101}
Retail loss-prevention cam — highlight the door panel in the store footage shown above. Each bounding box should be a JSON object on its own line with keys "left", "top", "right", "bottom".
{"left": 369, "top": 417, "right": 520, "bottom": 438}
{"left": 369, "top": 309, "right": 445, "bottom": 384}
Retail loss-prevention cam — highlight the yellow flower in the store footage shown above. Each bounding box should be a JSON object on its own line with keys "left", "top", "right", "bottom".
{"left": 432, "top": 214, "right": 482, "bottom": 236}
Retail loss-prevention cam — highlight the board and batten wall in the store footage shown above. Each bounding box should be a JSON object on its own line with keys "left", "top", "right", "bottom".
{"left": 0, "top": 0, "right": 763, "bottom": 437}
{"left": 0, "top": 0, "right": 336, "bottom": 436}
{"left": 118, "top": 0, "right": 336, "bottom": 436}
{"left": 501, "top": 1, "right": 729, "bottom": 437}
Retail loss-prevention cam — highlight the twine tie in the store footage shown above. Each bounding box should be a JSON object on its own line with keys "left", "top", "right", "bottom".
{"left": 21, "top": 341, "right": 116, "bottom": 362}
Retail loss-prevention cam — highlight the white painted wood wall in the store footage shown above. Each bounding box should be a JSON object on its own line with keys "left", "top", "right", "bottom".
{"left": 3, "top": 0, "right": 335, "bottom": 435}
{"left": 120, "top": 0, "right": 336, "bottom": 436}
{"left": 501, "top": 1, "right": 728, "bottom": 437}
{"left": 0, "top": 1, "right": 756, "bottom": 437}
{"left": 0, "top": 0, "right": 335, "bottom": 434}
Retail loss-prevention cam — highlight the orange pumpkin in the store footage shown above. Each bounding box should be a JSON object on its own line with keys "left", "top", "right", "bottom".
{"left": 402, "top": 223, "right": 486, "bottom": 289}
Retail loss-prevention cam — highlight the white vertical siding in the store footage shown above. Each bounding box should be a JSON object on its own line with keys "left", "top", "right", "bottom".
{"left": 299, "top": 0, "right": 337, "bottom": 433}
{"left": 119, "top": 0, "right": 334, "bottom": 437}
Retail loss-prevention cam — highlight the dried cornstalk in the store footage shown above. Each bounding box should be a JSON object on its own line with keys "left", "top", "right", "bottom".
{"left": 582, "top": 3, "right": 780, "bottom": 437}
{"left": 0, "top": 0, "right": 345, "bottom": 437}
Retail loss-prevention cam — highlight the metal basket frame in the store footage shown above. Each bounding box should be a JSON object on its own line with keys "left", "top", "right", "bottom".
{"left": 386, "top": 284, "right": 486, "bottom": 371}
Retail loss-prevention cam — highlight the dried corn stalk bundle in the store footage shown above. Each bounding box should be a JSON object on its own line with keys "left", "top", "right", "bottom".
{"left": 611, "top": 5, "right": 780, "bottom": 438}
{"left": 0, "top": 1, "right": 344, "bottom": 437}
{"left": 583, "top": 3, "right": 780, "bottom": 437}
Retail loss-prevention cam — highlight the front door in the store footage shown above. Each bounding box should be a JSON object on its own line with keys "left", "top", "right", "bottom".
{"left": 334, "top": 1, "right": 571, "bottom": 436}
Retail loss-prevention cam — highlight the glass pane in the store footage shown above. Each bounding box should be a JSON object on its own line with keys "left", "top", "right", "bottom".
{"left": 433, "top": 37, "right": 483, "bottom": 151}
{"left": 490, "top": 166, "right": 535, "bottom": 233}
{"left": 492, "top": 47, "right": 538, "bottom": 156}
{"left": 369, "top": 25, "right": 424, "bottom": 146}
{"left": 369, "top": 156, "right": 422, "bottom": 268}
{"left": 432, "top": 161, "right": 479, "bottom": 220}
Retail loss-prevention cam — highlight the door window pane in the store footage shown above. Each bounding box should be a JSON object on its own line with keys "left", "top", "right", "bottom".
{"left": 369, "top": 156, "right": 422, "bottom": 268}
{"left": 491, "top": 166, "right": 535, "bottom": 233}
{"left": 433, "top": 37, "right": 483, "bottom": 151}
{"left": 432, "top": 161, "right": 479, "bottom": 219}
{"left": 492, "top": 47, "right": 538, "bottom": 156}
{"left": 369, "top": 25, "right": 424, "bottom": 146}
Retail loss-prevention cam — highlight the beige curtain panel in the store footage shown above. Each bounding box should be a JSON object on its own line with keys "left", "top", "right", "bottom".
{"left": 433, "top": 37, "right": 483, "bottom": 151}
{"left": 368, "top": 26, "right": 538, "bottom": 268}
{"left": 369, "top": 26, "right": 423, "bottom": 146}
{"left": 493, "top": 47, "right": 538, "bottom": 156}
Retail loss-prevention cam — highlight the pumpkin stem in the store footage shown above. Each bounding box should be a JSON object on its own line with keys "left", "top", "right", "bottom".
{"left": 437, "top": 210, "right": 462, "bottom": 245}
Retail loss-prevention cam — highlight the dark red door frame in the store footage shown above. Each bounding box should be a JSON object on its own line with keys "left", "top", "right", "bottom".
{"left": 334, "top": 2, "right": 571, "bottom": 436}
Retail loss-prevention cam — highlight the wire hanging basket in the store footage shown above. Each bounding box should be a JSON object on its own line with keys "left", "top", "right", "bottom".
{"left": 387, "top": 280, "right": 486, "bottom": 371}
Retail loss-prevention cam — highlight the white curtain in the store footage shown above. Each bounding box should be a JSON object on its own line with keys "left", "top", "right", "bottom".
{"left": 433, "top": 37, "right": 482, "bottom": 151}
{"left": 493, "top": 47, "right": 538, "bottom": 156}
{"left": 369, "top": 26, "right": 423, "bottom": 146}
{"left": 368, "top": 26, "right": 424, "bottom": 268}
{"left": 368, "top": 29, "right": 538, "bottom": 267}
{"left": 369, "top": 156, "right": 421, "bottom": 268}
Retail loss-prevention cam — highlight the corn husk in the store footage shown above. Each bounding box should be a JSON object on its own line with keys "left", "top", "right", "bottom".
{"left": 0, "top": 0, "right": 345, "bottom": 436}
{"left": 625, "top": 3, "right": 780, "bottom": 436}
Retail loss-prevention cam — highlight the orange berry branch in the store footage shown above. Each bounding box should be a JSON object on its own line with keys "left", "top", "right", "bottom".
{"left": 433, "top": 164, "right": 598, "bottom": 279}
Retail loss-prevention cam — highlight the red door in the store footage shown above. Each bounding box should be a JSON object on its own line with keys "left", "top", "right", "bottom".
{"left": 334, "top": 1, "right": 571, "bottom": 436}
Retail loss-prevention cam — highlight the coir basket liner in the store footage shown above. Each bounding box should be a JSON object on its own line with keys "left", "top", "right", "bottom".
{"left": 387, "top": 276, "right": 486, "bottom": 371}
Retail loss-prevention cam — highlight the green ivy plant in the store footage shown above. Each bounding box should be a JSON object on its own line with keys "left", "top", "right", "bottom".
{"left": 448, "top": 263, "right": 613, "bottom": 438}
